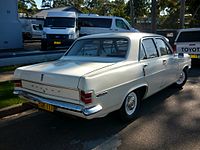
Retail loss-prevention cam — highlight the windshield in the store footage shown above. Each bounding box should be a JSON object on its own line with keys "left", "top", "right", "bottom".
{"left": 44, "top": 17, "right": 75, "bottom": 28}
{"left": 65, "top": 38, "right": 129, "bottom": 58}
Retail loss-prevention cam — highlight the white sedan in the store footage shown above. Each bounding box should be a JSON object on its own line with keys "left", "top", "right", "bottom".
{"left": 13, "top": 33, "right": 191, "bottom": 121}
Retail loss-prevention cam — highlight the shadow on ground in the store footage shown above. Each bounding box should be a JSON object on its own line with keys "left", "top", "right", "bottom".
{"left": 1, "top": 67, "right": 200, "bottom": 150}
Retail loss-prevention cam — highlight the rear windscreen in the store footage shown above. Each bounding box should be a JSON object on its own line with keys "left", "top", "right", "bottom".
{"left": 176, "top": 31, "right": 200, "bottom": 42}
{"left": 66, "top": 38, "right": 129, "bottom": 58}
{"left": 78, "top": 18, "right": 112, "bottom": 28}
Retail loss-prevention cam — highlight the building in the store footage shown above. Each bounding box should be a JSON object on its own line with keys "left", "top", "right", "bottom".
{"left": 33, "top": 6, "right": 82, "bottom": 18}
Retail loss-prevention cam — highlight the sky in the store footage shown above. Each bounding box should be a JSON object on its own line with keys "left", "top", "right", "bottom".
{"left": 35, "top": 0, "right": 42, "bottom": 9}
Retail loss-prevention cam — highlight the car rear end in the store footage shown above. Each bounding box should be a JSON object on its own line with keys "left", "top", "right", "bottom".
{"left": 13, "top": 63, "right": 107, "bottom": 119}
{"left": 175, "top": 28, "right": 200, "bottom": 59}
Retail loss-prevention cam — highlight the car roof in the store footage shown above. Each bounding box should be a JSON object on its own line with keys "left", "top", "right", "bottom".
{"left": 178, "top": 28, "right": 200, "bottom": 32}
{"left": 77, "top": 32, "right": 164, "bottom": 40}
{"left": 78, "top": 15, "right": 124, "bottom": 20}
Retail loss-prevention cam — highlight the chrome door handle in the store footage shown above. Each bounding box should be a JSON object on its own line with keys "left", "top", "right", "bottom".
{"left": 163, "top": 60, "right": 167, "bottom": 65}
{"left": 143, "top": 64, "right": 148, "bottom": 76}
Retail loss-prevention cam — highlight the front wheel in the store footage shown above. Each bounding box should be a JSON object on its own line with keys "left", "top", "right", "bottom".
{"left": 119, "top": 91, "right": 141, "bottom": 122}
{"left": 175, "top": 69, "right": 187, "bottom": 88}
{"left": 41, "top": 40, "right": 48, "bottom": 51}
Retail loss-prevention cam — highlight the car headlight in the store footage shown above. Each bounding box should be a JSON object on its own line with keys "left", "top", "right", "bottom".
{"left": 69, "top": 34, "right": 75, "bottom": 39}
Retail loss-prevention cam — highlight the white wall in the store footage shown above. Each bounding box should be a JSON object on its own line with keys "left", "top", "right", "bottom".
{"left": 0, "top": 0, "right": 23, "bottom": 50}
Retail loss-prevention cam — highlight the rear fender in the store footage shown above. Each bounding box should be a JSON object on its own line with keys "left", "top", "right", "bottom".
{"left": 120, "top": 84, "right": 148, "bottom": 107}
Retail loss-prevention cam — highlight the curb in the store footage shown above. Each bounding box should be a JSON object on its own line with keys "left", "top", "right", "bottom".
{"left": 0, "top": 102, "right": 36, "bottom": 119}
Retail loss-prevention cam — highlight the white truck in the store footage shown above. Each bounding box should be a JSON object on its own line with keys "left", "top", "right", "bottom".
{"left": 41, "top": 11, "right": 79, "bottom": 50}
{"left": 175, "top": 28, "right": 200, "bottom": 59}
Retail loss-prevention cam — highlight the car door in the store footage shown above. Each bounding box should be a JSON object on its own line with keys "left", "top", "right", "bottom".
{"left": 154, "top": 38, "right": 179, "bottom": 86}
{"left": 139, "top": 38, "right": 166, "bottom": 96}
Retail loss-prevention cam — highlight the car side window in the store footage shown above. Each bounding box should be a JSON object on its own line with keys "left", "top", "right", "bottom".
{"left": 142, "top": 39, "right": 158, "bottom": 58}
{"left": 139, "top": 44, "right": 147, "bottom": 60}
{"left": 155, "top": 38, "right": 172, "bottom": 56}
{"left": 116, "top": 19, "right": 129, "bottom": 30}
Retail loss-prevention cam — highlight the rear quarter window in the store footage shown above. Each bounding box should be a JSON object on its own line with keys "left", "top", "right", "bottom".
{"left": 176, "top": 31, "right": 200, "bottom": 42}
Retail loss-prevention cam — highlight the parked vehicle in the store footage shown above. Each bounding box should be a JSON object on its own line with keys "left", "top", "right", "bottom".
{"left": 41, "top": 11, "right": 79, "bottom": 50}
{"left": 20, "top": 18, "right": 44, "bottom": 40}
{"left": 13, "top": 32, "right": 191, "bottom": 121}
{"left": 156, "top": 29, "right": 178, "bottom": 47}
{"left": 175, "top": 28, "right": 200, "bottom": 59}
{"left": 78, "top": 14, "right": 138, "bottom": 36}
{"left": 41, "top": 12, "right": 138, "bottom": 50}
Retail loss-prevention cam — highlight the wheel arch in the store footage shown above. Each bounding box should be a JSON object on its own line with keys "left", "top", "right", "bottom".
{"left": 183, "top": 65, "right": 190, "bottom": 72}
{"left": 120, "top": 84, "right": 148, "bottom": 107}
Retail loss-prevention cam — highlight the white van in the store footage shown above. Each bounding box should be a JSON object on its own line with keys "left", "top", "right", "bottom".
{"left": 41, "top": 11, "right": 78, "bottom": 50}
{"left": 78, "top": 14, "right": 138, "bottom": 36}
{"left": 175, "top": 28, "right": 200, "bottom": 59}
{"left": 20, "top": 18, "right": 43, "bottom": 40}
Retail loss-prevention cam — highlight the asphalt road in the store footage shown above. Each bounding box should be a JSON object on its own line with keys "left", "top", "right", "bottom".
{"left": 1, "top": 65, "right": 200, "bottom": 150}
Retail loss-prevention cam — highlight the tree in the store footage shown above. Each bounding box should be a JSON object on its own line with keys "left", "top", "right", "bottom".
{"left": 125, "top": 0, "right": 150, "bottom": 23}
{"left": 18, "top": 0, "right": 38, "bottom": 16}
{"left": 110, "top": 0, "right": 127, "bottom": 18}
{"left": 157, "top": 0, "right": 179, "bottom": 28}
{"left": 53, "top": 0, "right": 84, "bottom": 10}
{"left": 158, "top": 0, "right": 200, "bottom": 28}
{"left": 186, "top": 0, "right": 200, "bottom": 27}
{"left": 84, "top": 0, "right": 111, "bottom": 15}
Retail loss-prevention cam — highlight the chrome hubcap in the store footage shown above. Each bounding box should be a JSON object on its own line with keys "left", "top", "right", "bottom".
{"left": 176, "top": 71, "right": 185, "bottom": 85}
{"left": 125, "top": 92, "right": 137, "bottom": 115}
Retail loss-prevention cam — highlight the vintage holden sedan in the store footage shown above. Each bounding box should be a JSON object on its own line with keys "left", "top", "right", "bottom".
{"left": 13, "top": 33, "right": 191, "bottom": 121}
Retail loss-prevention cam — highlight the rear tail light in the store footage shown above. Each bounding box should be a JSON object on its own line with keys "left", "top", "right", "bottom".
{"left": 80, "top": 90, "right": 92, "bottom": 104}
{"left": 13, "top": 80, "right": 22, "bottom": 87}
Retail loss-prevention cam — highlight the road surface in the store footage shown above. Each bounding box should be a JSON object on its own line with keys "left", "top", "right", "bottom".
{"left": 1, "top": 65, "right": 200, "bottom": 150}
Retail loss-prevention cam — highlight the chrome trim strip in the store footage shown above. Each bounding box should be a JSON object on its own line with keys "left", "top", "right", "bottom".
{"left": 96, "top": 91, "right": 108, "bottom": 97}
{"left": 14, "top": 90, "right": 102, "bottom": 116}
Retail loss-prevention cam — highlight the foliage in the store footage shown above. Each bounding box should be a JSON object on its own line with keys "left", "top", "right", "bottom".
{"left": 186, "top": 0, "right": 200, "bottom": 27}
{"left": 53, "top": 0, "right": 84, "bottom": 9}
{"left": 0, "top": 81, "right": 25, "bottom": 109}
{"left": 18, "top": 0, "right": 38, "bottom": 16}
{"left": 158, "top": 0, "right": 200, "bottom": 28}
{"left": 0, "top": 66, "right": 18, "bottom": 73}
{"left": 125, "top": 0, "right": 150, "bottom": 18}
{"left": 84, "top": 0, "right": 111, "bottom": 15}
{"left": 157, "top": 0, "right": 179, "bottom": 29}
{"left": 110, "top": 0, "right": 127, "bottom": 19}
{"left": 31, "top": 0, "right": 200, "bottom": 29}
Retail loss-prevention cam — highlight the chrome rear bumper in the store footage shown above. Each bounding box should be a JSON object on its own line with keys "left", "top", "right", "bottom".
{"left": 14, "top": 90, "right": 102, "bottom": 117}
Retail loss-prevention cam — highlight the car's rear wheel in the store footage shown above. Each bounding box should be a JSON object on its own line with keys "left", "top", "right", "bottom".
{"left": 175, "top": 69, "right": 187, "bottom": 88}
{"left": 119, "top": 91, "right": 141, "bottom": 122}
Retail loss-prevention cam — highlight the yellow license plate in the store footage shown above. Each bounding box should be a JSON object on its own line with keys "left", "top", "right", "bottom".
{"left": 38, "top": 102, "right": 55, "bottom": 112}
{"left": 190, "top": 54, "right": 198, "bottom": 58}
{"left": 54, "top": 41, "right": 61, "bottom": 45}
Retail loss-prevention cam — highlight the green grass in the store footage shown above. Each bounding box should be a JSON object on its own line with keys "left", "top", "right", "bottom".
{"left": 0, "top": 66, "right": 19, "bottom": 72}
{"left": 0, "top": 81, "right": 26, "bottom": 109}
